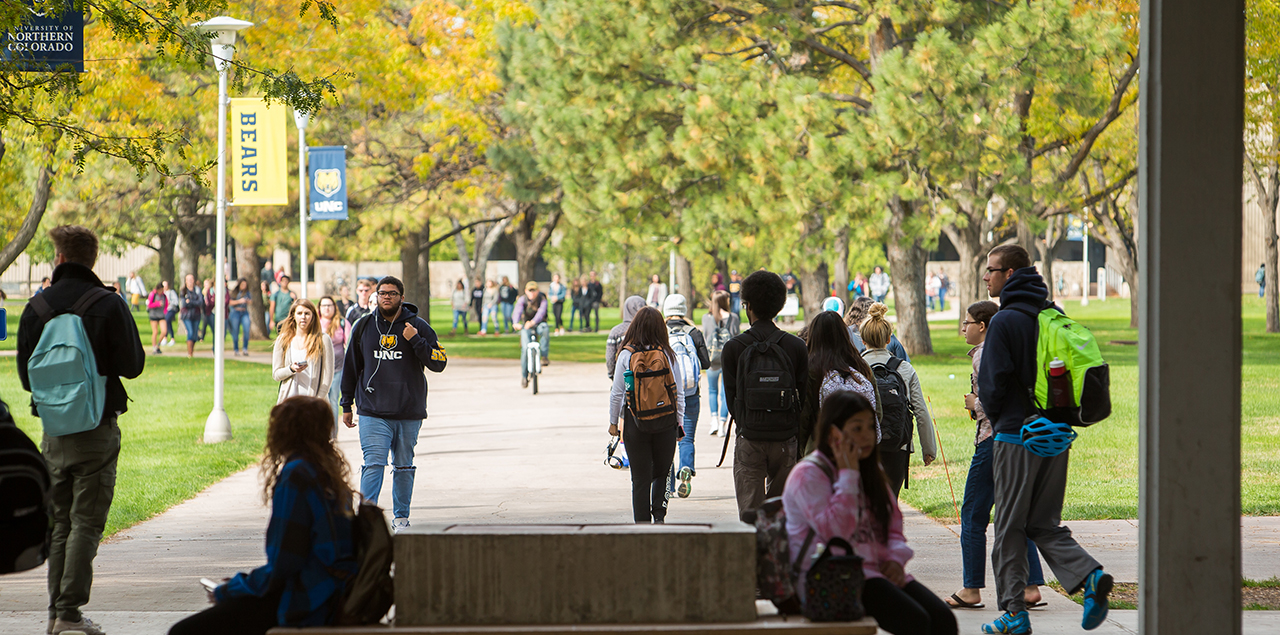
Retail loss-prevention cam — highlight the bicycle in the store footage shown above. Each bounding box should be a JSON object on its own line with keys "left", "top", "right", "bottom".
{"left": 525, "top": 336, "right": 542, "bottom": 394}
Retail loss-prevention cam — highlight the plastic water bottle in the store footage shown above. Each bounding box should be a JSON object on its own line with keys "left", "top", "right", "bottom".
{"left": 1048, "top": 357, "right": 1073, "bottom": 408}
{"left": 624, "top": 368, "right": 634, "bottom": 394}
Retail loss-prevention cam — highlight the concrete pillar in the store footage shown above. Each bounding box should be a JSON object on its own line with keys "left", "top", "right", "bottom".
{"left": 1138, "top": 1, "right": 1243, "bottom": 634}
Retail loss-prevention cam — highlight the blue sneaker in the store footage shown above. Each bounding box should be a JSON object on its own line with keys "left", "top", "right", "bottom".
{"left": 982, "top": 611, "right": 1031, "bottom": 634}
{"left": 1081, "top": 568, "right": 1113, "bottom": 630}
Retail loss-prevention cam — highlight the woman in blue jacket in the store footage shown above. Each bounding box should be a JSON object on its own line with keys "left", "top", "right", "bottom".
{"left": 169, "top": 397, "right": 358, "bottom": 635}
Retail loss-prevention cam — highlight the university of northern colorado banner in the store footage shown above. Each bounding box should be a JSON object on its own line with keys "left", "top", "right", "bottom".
{"left": 229, "top": 98, "right": 288, "bottom": 206}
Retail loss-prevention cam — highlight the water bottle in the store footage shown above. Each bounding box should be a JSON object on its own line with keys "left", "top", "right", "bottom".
{"left": 624, "top": 368, "right": 634, "bottom": 394}
{"left": 1048, "top": 357, "right": 1073, "bottom": 408}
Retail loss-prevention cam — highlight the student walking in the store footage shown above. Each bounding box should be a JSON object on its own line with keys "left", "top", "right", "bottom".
{"left": 450, "top": 280, "right": 470, "bottom": 335}
{"left": 481, "top": 279, "right": 500, "bottom": 335}
{"left": 549, "top": 273, "right": 567, "bottom": 335}
{"left": 126, "top": 271, "right": 146, "bottom": 311}
{"left": 568, "top": 278, "right": 583, "bottom": 334}
{"left": 977, "top": 245, "right": 1111, "bottom": 634}
{"left": 782, "top": 392, "right": 957, "bottom": 635}
{"left": 586, "top": 271, "right": 604, "bottom": 332}
{"left": 272, "top": 299, "right": 334, "bottom": 405}
{"left": 846, "top": 296, "right": 911, "bottom": 362}
{"left": 341, "top": 276, "right": 448, "bottom": 533}
{"left": 180, "top": 274, "right": 205, "bottom": 359}
{"left": 200, "top": 278, "right": 217, "bottom": 341}
{"left": 17, "top": 225, "right": 146, "bottom": 635}
{"left": 575, "top": 278, "right": 593, "bottom": 332}
{"left": 470, "top": 277, "right": 485, "bottom": 330}
{"left": 860, "top": 303, "right": 936, "bottom": 497}
{"left": 318, "top": 296, "right": 347, "bottom": 436}
{"left": 269, "top": 276, "right": 297, "bottom": 335}
{"left": 663, "top": 294, "right": 710, "bottom": 497}
{"left": 728, "top": 270, "right": 743, "bottom": 315}
{"left": 169, "top": 397, "right": 359, "bottom": 635}
{"left": 802, "top": 311, "right": 878, "bottom": 456}
{"left": 344, "top": 277, "right": 375, "bottom": 327}
{"left": 498, "top": 276, "right": 517, "bottom": 334}
{"left": 228, "top": 279, "right": 252, "bottom": 356}
{"left": 722, "top": 270, "right": 808, "bottom": 521}
{"left": 869, "top": 266, "right": 891, "bottom": 304}
{"left": 701, "top": 290, "right": 739, "bottom": 437}
{"left": 646, "top": 274, "right": 667, "bottom": 308}
{"left": 947, "top": 300, "right": 1045, "bottom": 611}
{"left": 147, "top": 282, "right": 169, "bottom": 354}
{"left": 163, "top": 280, "right": 179, "bottom": 346}
{"left": 608, "top": 307, "right": 686, "bottom": 523}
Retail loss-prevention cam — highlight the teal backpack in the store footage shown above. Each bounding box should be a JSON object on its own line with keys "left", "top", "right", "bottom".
{"left": 27, "top": 288, "right": 113, "bottom": 437}
{"left": 1008, "top": 304, "right": 1111, "bottom": 427}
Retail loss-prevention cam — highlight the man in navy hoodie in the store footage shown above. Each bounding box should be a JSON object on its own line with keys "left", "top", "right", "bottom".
{"left": 977, "top": 245, "right": 1111, "bottom": 634}
{"left": 341, "top": 276, "right": 447, "bottom": 533}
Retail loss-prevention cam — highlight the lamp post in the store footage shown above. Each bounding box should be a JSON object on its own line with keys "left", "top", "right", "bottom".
{"left": 193, "top": 16, "right": 252, "bottom": 443}
{"left": 294, "top": 110, "right": 310, "bottom": 299}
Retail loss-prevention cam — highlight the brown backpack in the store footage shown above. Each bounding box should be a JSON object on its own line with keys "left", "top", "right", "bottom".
{"left": 624, "top": 345, "right": 679, "bottom": 433}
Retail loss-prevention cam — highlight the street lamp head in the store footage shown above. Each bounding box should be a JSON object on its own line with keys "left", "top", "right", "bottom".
{"left": 294, "top": 109, "right": 311, "bottom": 130}
{"left": 192, "top": 16, "right": 253, "bottom": 69}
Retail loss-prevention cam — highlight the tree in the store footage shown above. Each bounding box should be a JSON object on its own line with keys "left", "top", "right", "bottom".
{"left": 1247, "top": 0, "right": 1280, "bottom": 332}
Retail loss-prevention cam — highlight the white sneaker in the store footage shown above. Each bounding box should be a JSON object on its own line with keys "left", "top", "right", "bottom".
{"left": 391, "top": 517, "right": 410, "bottom": 533}
{"left": 52, "top": 615, "right": 106, "bottom": 635}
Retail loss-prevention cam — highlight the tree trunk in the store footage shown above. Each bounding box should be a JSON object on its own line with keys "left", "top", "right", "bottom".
{"left": 887, "top": 198, "right": 933, "bottom": 356}
{"left": 942, "top": 219, "right": 985, "bottom": 335}
{"left": 1038, "top": 216, "right": 1066, "bottom": 303}
{"left": 453, "top": 213, "right": 511, "bottom": 285}
{"left": 156, "top": 230, "right": 177, "bottom": 287}
{"left": 1015, "top": 217, "right": 1038, "bottom": 259}
{"left": 1263, "top": 169, "right": 1279, "bottom": 333}
{"left": 177, "top": 229, "right": 202, "bottom": 281}
{"left": 512, "top": 204, "right": 562, "bottom": 286}
{"left": 675, "top": 252, "right": 693, "bottom": 305}
{"left": 618, "top": 252, "right": 629, "bottom": 308}
{"left": 236, "top": 237, "right": 269, "bottom": 339}
{"left": 797, "top": 263, "right": 829, "bottom": 324}
{"left": 833, "top": 227, "right": 850, "bottom": 304}
{"left": 418, "top": 223, "right": 431, "bottom": 324}
{"left": 400, "top": 239, "right": 420, "bottom": 308}
{"left": 0, "top": 152, "right": 55, "bottom": 276}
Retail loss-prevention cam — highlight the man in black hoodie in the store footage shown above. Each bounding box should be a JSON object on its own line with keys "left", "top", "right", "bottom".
{"left": 978, "top": 245, "right": 1111, "bottom": 634}
{"left": 18, "top": 225, "right": 145, "bottom": 635}
{"left": 341, "top": 276, "right": 447, "bottom": 533}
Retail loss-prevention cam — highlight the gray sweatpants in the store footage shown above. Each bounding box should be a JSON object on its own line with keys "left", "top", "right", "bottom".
{"left": 992, "top": 441, "right": 1102, "bottom": 613}
{"left": 732, "top": 435, "right": 797, "bottom": 523}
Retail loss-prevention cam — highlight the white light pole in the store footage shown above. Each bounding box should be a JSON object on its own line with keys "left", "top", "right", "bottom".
{"left": 294, "top": 110, "right": 310, "bottom": 299}
{"left": 194, "top": 16, "right": 252, "bottom": 444}
{"left": 1081, "top": 219, "right": 1091, "bottom": 307}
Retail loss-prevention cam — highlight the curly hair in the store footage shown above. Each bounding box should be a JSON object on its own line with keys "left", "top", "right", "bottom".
{"left": 260, "top": 396, "right": 354, "bottom": 511}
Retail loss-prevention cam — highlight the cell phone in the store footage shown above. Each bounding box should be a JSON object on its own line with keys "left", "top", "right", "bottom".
{"left": 200, "top": 578, "right": 219, "bottom": 593}
{"left": 296, "top": 360, "right": 308, "bottom": 369}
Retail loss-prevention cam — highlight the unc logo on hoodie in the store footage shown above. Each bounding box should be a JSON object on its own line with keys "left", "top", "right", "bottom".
{"left": 375, "top": 334, "right": 402, "bottom": 360}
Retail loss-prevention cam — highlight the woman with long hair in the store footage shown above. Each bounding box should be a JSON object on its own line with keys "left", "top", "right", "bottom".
{"left": 803, "top": 311, "right": 879, "bottom": 455}
{"left": 860, "top": 303, "right": 936, "bottom": 497}
{"left": 317, "top": 296, "right": 347, "bottom": 437}
{"left": 228, "top": 279, "right": 252, "bottom": 356}
{"left": 845, "top": 296, "right": 911, "bottom": 361}
{"left": 168, "top": 397, "right": 358, "bottom": 635}
{"left": 146, "top": 281, "right": 169, "bottom": 354}
{"left": 782, "top": 391, "right": 956, "bottom": 635}
{"left": 607, "top": 306, "right": 686, "bottom": 523}
{"left": 701, "top": 290, "right": 739, "bottom": 436}
{"left": 271, "top": 300, "right": 334, "bottom": 405}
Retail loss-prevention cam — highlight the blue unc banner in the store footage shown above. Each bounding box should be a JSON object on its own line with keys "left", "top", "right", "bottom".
{"left": 308, "top": 146, "right": 348, "bottom": 221}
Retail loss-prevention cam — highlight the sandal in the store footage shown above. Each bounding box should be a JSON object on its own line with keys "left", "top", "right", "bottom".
{"left": 947, "top": 593, "right": 985, "bottom": 609}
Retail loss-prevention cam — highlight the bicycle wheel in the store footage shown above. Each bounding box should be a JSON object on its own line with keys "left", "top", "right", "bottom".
{"left": 531, "top": 371, "right": 538, "bottom": 395}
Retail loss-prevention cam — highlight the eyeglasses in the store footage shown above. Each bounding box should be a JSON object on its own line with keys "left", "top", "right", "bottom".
{"left": 961, "top": 320, "right": 980, "bottom": 326}
{"left": 376, "top": 291, "right": 401, "bottom": 298}
{"left": 985, "top": 267, "right": 1011, "bottom": 273}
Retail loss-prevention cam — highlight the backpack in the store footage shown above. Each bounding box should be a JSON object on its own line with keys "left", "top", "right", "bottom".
{"left": 0, "top": 400, "right": 51, "bottom": 574}
{"left": 734, "top": 329, "right": 801, "bottom": 439}
{"left": 753, "top": 454, "right": 835, "bottom": 614}
{"left": 708, "top": 318, "right": 732, "bottom": 366}
{"left": 1008, "top": 304, "right": 1112, "bottom": 427}
{"left": 871, "top": 357, "right": 912, "bottom": 451}
{"left": 624, "top": 345, "right": 679, "bottom": 433}
{"left": 667, "top": 323, "right": 701, "bottom": 396}
{"left": 27, "top": 288, "right": 113, "bottom": 437}
{"left": 331, "top": 501, "right": 394, "bottom": 625}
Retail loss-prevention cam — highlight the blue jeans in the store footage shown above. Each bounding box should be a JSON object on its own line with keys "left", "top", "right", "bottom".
{"left": 706, "top": 368, "right": 728, "bottom": 421}
{"left": 500, "top": 302, "right": 514, "bottom": 332}
{"left": 961, "top": 437, "right": 1045, "bottom": 589}
{"left": 182, "top": 317, "right": 201, "bottom": 342}
{"left": 165, "top": 308, "right": 177, "bottom": 340}
{"left": 452, "top": 309, "right": 469, "bottom": 332}
{"left": 326, "top": 369, "right": 343, "bottom": 438}
{"left": 228, "top": 311, "right": 250, "bottom": 351}
{"left": 1261, "top": 284, "right": 1266, "bottom": 298}
{"left": 938, "top": 287, "right": 947, "bottom": 311}
{"left": 520, "top": 323, "right": 550, "bottom": 379}
{"left": 678, "top": 393, "right": 700, "bottom": 475}
{"left": 482, "top": 305, "right": 498, "bottom": 332}
{"left": 358, "top": 417, "right": 422, "bottom": 519}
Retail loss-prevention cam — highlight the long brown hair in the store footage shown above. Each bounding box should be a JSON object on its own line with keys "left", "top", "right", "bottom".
{"left": 813, "top": 391, "right": 891, "bottom": 539}
{"left": 807, "top": 311, "right": 874, "bottom": 386}
{"left": 622, "top": 306, "right": 675, "bottom": 361}
{"left": 708, "top": 289, "right": 730, "bottom": 322}
{"left": 260, "top": 396, "right": 353, "bottom": 512}
{"left": 319, "top": 295, "right": 344, "bottom": 338}
{"left": 276, "top": 299, "right": 325, "bottom": 361}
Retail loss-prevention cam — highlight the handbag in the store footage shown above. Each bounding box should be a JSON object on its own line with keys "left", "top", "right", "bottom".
{"left": 802, "top": 537, "right": 865, "bottom": 622}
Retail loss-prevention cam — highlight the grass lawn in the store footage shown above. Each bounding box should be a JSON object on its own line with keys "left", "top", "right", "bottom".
{"left": 0, "top": 356, "right": 276, "bottom": 538}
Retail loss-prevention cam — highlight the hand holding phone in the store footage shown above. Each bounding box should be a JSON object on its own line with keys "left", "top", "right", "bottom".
{"left": 200, "top": 578, "right": 219, "bottom": 593}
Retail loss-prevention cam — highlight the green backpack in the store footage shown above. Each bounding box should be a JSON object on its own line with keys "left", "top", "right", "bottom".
{"left": 1008, "top": 304, "right": 1111, "bottom": 427}
{"left": 27, "top": 288, "right": 112, "bottom": 437}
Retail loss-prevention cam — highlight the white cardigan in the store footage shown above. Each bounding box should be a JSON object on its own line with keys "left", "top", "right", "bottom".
{"left": 272, "top": 334, "right": 335, "bottom": 404}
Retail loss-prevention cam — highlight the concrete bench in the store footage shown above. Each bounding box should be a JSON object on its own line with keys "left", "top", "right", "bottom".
{"left": 268, "top": 615, "right": 878, "bottom": 634}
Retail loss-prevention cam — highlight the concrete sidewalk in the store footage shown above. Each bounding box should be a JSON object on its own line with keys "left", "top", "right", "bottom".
{"left": 1, "top": 358, "right": 1275, "bottom": 634}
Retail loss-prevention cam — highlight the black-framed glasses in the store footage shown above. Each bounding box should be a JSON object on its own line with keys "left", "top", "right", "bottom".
{"left": 961, "top": 320, "right": 980, "bottom": 326}
{"left": 376, "top": 291, "right": 401, "bottom": 298}
{"left": 985, "top": 266, "right": 1011, "bottom": 273}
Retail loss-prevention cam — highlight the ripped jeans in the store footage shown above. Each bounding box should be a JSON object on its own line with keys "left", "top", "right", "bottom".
{"left": 358, "top": 416, "right": 423, "bottom": 519}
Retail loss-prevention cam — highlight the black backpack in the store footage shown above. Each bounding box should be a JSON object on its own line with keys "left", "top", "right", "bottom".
{"left": 0, "top": 399, "right": 51, "bottom": 574}
{"left": 330, "top": 501, "right": 394, "bottom": 625}
{"left": 734, "top": 329, "right": 801, "bottom": 440}
{"left": 871, "top": 358, "right": 912, "bottom": 450}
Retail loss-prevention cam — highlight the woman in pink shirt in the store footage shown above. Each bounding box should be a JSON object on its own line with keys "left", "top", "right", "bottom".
{"left": 782, "top": 391, "right": 956, "bottom": 635}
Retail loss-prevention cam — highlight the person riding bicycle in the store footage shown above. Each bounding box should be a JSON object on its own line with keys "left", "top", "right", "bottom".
{"left": 514, "top": 281, "right": 550, "bottom": 389}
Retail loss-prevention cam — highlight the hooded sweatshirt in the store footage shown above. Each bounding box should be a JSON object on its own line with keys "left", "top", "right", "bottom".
{"left": 978, "top": 267, "right": 1059, "bottom": 437}
{"left": 341, "top": 302, "right": 447, "bottom": 420}
{"left": 605, "top": 296, "right": 647, "bottom": 379}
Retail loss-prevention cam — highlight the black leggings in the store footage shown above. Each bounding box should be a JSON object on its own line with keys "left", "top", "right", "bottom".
{"left": 622, "top": 422, "right": 677, "bottom": 523}
{"left": 169, "top": 589, "right": 282, "bottom": 635}
{"left": 863, "top": 579, "right": 957, "bottom": 635}
{"left": 552, "top": 300, "right": 564, "bottom": 329}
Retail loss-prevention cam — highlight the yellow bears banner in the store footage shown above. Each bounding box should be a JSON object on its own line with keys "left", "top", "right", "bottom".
{"left": 230, "top": 99, "right": 287, "bottom": 206}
